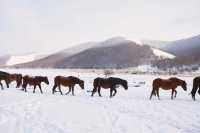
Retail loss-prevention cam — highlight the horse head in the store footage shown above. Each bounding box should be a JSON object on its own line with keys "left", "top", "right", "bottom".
{"left": 122, "top": 80, "right": 128, "bottom": 90}
{"left": 79, "top": 80, "right": 84, "bottom": 90}
{"left": 44, "top": 77, "right": 49, "bottom": 85}
{"left": 170, "top": 77, "right": 187, "bottom": 91}
{"left": 181, "top": 80, "right": 187, "bottom": 91}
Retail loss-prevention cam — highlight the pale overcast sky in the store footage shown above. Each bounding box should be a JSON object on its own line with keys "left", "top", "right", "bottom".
{"left": 0, "top": 0, "right": 199, "bottom": 56}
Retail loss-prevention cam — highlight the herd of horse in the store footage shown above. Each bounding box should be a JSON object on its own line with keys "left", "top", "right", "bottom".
{"left": 0, "top": 70, "right": 200, "bottom": 100}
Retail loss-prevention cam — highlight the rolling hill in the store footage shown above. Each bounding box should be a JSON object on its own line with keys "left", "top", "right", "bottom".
{"left": 12, "top": 37, "right": 175, "bottom": 69}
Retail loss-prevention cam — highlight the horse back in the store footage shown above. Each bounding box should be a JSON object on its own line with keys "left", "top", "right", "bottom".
{"left": 54, "top": 76, "right": 74, "bottom": 86}
{"left": 0, "top": 71, "right": 9, "bottom": 76}
{"left": 93, "top": 77, "right": 112, "bottom": 89}
{"left": 153, "top": 78, "right": 171, "bottom": 88}
{"left": 0, "top": 71, "right": 10, "bottom": 80}
{"left": 23, "top": 75, "right": 37, "bottom": 85}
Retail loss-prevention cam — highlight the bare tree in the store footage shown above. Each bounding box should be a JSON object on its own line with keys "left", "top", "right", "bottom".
{"left": 104, "top": 69, "right": 114, "bottom": 77}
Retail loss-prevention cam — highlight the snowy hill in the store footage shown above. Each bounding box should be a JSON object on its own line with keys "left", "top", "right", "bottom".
{"left": 162, "top": 34, "right": 200, "bottom": 65}
{"left": 163, "top": 34, "right": 200, "bottom": 58}
{"left": 11, "top": 37, "right": 175, "bottom": 69}
{"left": 0, "top": 53, "right": 48, "bottom": 67}
{"left": 0, "top": 55, "right": 10, "bottom": 66}
{"left": 8, "top": 37, "right": 169, "bottom": 68}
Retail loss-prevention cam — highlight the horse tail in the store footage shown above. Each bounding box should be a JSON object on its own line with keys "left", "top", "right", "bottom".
{"left": 152, "top": 87, "right": 157, "bottom": 96}
{"left": 52, "top": 76, "right": 59, "bottom": 94}
{"left": 150, "top": 80, "right": 158, "bottom": 100}
{"left": 16, "top": 74, "right": 23, "bottom": 88}
{"left": 152, "top": 80, "right": 158, "bottom": 95}
{"left": 91, "top": 78, "right": 100, "bottom": 96}
{"left": 191, "top": 78, "right": 198, "bottom": 95}
{"left": 93, "top": 78, "right": 100, "bottom": 90}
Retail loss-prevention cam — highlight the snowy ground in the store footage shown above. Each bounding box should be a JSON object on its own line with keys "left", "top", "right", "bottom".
{"left": 0, "top": 69, "right": 200, "bottom": 133}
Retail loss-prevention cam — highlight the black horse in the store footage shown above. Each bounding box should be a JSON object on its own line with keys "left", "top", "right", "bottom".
{"left": 91, "top": 77, "right": 128, "bottom": 98}
{"left": 191, "top": 76, "right": 200, "bottom": 101}
{"left": 0, "top": 71, "right": 10, "bottom": 89}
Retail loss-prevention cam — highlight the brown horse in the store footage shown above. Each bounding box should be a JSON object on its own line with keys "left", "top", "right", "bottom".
{"left": 8, "top": 74, "right": 23, "bottom": 88}
{"left": 22, "top": 75, "right": 49, "bottom": 93}
{"left": 0, "top": 71, "right": 10, "bottom": 89}
{"left": 91, "top": 77, "right": 128, "bottom": 98}
{"left": 150, "top": 77, "right": 187, "bottom": 100}
{"left": 191, "top": 76, "right": 200, "bottom": 101}
{"left": 52, "top": 76, "right": 84, "bottom": 95}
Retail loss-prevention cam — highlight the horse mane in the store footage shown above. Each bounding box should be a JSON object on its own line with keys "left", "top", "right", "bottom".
{"left": 108, "top": 77, "right": 127, "bottom": 87}
{"left": 169, "top": 77, "right": 184, "bottom": 85}
{"left": 35, "top": 76, "right": 46, "bottom": 79}
{"left": 68, "top": 76, "right": 82, "bottom": 83}
{"left": 0, "top": 71, "right": 10, "bottom": 75}
{"left": 109, "top": 77, "right": 126, "bottom": 82}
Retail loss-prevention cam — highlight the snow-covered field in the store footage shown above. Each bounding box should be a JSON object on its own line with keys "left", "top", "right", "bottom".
{"left": 0, "top": 69, "right": 200, "bottom": 133}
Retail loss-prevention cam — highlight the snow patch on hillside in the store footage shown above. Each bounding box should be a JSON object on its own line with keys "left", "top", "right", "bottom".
{"left": 152, "top": 48, "right": 175, "bottom": 59}
{"left": 6, "top": 54, "right": 46, "bottom": 66}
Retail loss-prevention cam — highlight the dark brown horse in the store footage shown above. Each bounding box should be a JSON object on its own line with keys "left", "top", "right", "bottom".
{"left": 52, "top": 76, "right": 84, "bottom": 95}
{"left": 91, "top": 77, "right": 128, "bottom": 98}
{"left": 0, "top": 71, "right": 10, "bottom": 89}
{"left": 22, "top": 75, "right": 49, "bottom": 93}
{"left": 150, "top": 77, "right": 187, "bottom": 100}
{"left": 191, "top": 76, "right": 200, "bottom": 101}
{"left": 8, "top": 74, "right": 23, "bottom": 88}
{"left": 0, "top": 71, "right": 23, "bottom": 89}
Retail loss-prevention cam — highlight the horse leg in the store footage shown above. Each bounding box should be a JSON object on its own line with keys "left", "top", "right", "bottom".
{"left": 33, "top": 85, "right": 36, "bottom": 93}
{"left": 5, "top": 80, "right": 9, "bottom": 88}
{"left": 65, "top": 87, "right": 71, "bottom": 95}
{"left": 52, "top": 84, "right": 57, "bottom": 94}
{"left": 72, "top": 86, "right": 75, "bottom": 96}
{"left": 156, "top": 89, "right": 160, "bottom": 100}
{"left": 171, "top": 90, "right": 174, "bottom": 100}
{"left": 23, "top": 83, "right": 27, "bottom": 92}
{"left": 38, "top": 84, "right": 43, "bottom": 94}
{"left": 150, "top": 87, "right": 156, "bottom": 100}
{"left": 97, "top": 87, "right": 102, "bottom": 97}
{"left": 112, "top": 88, "right": 117, "bottom": 97}
{"left": 91, "top": 87, "right": 97, "bottom": 97}
{"left": 192, "top": 88, "right": 197, "bottom": 101}
{"left": 58, "top": 85, "right": 63, "bottom": 95}
{"left": 0, "top": 82, "right": 3, "bottom": 90}
{"left": 174, "top": 90, "right": 177, "bottom": 98}
{"left": 149, "top": 90, "right": 154, "bottom": 100}
{"left": 110, "top": 88, "right": 113, "bottom": 98}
